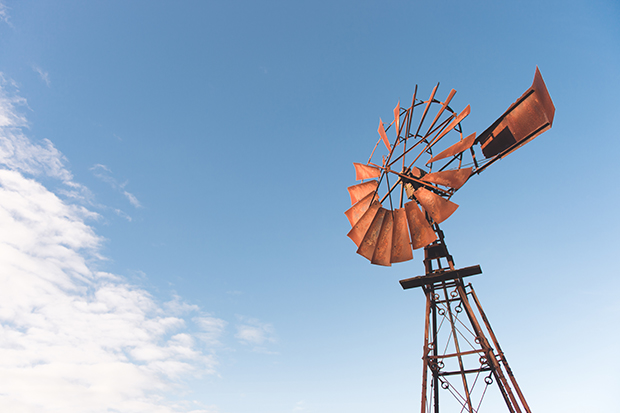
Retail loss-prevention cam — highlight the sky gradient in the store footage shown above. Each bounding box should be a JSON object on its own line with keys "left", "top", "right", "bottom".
{"left": 0, "top": 1, "right": 618, "bottom": 412}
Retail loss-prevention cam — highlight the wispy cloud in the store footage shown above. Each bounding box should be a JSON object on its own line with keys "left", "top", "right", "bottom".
{"left": 0, "top": 2, "right": 10, "bottom": 26}
{"left": 90, "top": 163, "right": 142, "bottom": 208}
{"left": 32, "top": 65, "right": 51, "bottom": 87}
{"left": 0, "top": 74, "right": 90, "bottom": 203}
{"left": 0, "top": 74, "right": 225, "bottom": 412}
{"left": 235, "top": 316, "right": 277, "bottom": 349}
{"left": 293, "top": 400, "right": 307, "bottom": 412}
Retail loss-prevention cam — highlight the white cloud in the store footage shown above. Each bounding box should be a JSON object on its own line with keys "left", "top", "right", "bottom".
{"left": 235, "top": 316, "right": 277, "bottom": 347}
{"left": 90, "top": 163, "right": 143, "bottom": 208}
{"left": 0, "top": 2, "right": 9, "bottom": 26}
{"left": 0, "top": 75, "right": 91, "bottom": 202}
{"left": 33, "top": 65, "right": 51, "bottom": 87}
{"left": 293, "top": 400, "right": 307, "bottom": 412}
{"left": 194, "top": 316, "right": 227, "bottom": 346}
{"left": 0, "top": 74, "right": 225, "bottom": 412}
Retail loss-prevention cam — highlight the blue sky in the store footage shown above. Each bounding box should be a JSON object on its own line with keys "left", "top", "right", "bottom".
{"left": 0, "top": 1, "right": 618, "bottom": 412}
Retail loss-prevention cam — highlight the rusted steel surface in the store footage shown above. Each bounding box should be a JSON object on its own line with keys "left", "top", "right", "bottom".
{"left": 391, "top": 208, "right": 413, "bottom": 263}
{"left": 371, "top": 210, "right": 393, "bottom": 266}
{"left": 400, "top": 265, "right": 482, "bottom": 289}
{"left": 422, "top": 167, "right": 473, "bottom": 190}
{"left": 431, "top": 104, "right": 471, "bottom": 145}
{"left": 344, "top": 191, "right": 376, "bottom": 226}
{"left": 427, "top": 132, "right": 477, "bottom": 164}
{"left": 478, "top": 67, "right": 555, "bottom": 159}
{"left": 345, "top": 67, "right": 554, "bottom": 265}
{"left": 414, "top": 187, "right": 458, "bottom": 224}
{"left": 378, "top": 119, "right": 391, "bottom": 151}
{"left": 393, "top": 101, "right": 401, "bottom": 133}
{"left": 404, "top": 201, "right": 437, "bottom": 249}
{"left": 357, "top": 207, "right": 387, "bottom": 260}
{"left": 347, "top": 180, "right": 378, "bottom": 205}
{"left": 347, "top": 201, "right": 381, "bottom": 246}
{"left": 424, "top": 89, "right": 456, "bottom": 138}
{"left": 353, "top": 162, "right": 381, "bottom": 180}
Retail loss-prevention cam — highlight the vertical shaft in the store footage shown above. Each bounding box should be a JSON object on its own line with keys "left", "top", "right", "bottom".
{"left": 420, "top": 287, "right": 432, "bottom": 413}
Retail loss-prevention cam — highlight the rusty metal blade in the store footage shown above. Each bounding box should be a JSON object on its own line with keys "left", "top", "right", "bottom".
{"left": 432, "top": 105, "right": 471, "bottom": 143}
{"left": 424, "top": 89, "right": 456, "bottom": 137}
{"left": 422, "top": 167, "right": 473, "bottom": 190}
{"left": 353, "top": 162, "right": 382, "bottom": 180}
{"left": 393, "top": 101, "right": 401, "bottom": 135}
{"left": 378, "top": 119, "right": 391, "bottom": 151}
{"left": 477, "top": 67, "right": 555, "bottom": 159}
{"left": 413, "top": 85, "right": 438, "bottom": 138}
{"left": 391, "top": 208, "right": 413, "bottom": 263}
{"left": 347, "top": 201, "right": 381, "bottom": 246}
{"left": 414, "top": 188, "right": 458, "bottom": 224}
{"left": 347, "top": 180, "right": 379, "bottom": 206}
{"left": 371, "top": 210, "right": 393, "bottom": 266}
{"left": 427, "top": 132, "right": 477, "bottom": 164}
{"left": 345, "top": 191, "right": 376, "bottom": 227}
{"left": 404, "top": 201, "right": 437, "bottom": 249}
{"left": 357, "top": 208, "right": 387, "bottom": 261}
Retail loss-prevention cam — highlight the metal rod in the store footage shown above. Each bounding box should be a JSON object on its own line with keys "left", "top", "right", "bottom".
{"left": 441, "top": 282, "right": 474, "bottom": 412}
{"left": 468, "top": 285, "right": 532, "bottom": 413}
{"left": 388, "top": 115, "right": 453, "bottom": 169}
{"left": 421, "top": 288, "right": 432, "bottom": 413}
{"left": 432, "top": 290, "right": 439, "bottom": 413}
{"left": 455, "top": 281, "right": 519, "bottom": 413}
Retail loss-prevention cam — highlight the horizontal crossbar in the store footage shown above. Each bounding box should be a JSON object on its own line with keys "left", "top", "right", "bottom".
{"left": 399, "top": 265, "right": 482, "bottom": 290}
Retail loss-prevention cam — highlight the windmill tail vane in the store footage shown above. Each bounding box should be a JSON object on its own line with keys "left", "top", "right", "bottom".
{"left": 345, "top": 67, "right": 555, "bottom": 266}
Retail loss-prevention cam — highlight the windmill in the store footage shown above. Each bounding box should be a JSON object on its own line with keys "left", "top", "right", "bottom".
{"left": 345, "top": 68, "right": 554, "bottom": 413}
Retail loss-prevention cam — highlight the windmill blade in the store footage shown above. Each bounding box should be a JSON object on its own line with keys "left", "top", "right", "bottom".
{"left": 357, "top": 208, "right": 387, "bottom": 261}
{"left": 347, "top": 180, "right": 379, "bottom": 206}
{"left": 413, "top": 85, "right": 439, "bottom": 139}
{"left": 391, "top": 208, "right": 413, "bottom": 263}
{"left": 371, "top": 210, "right": 393, "bottom": 266}
{"left": 345, "top": 191, "right": 377, "bottom": 227}
{"left": 431, "top": 105, "right": 471, "bottom": 144}
{"left": 353, "top": 162, "right": 382, "bottom": 180}
{"left": 477, "top": 67, "right": 555, "bottom": 160}
{"left": 404, "top": 201, "right": 437, "bottom": 249}
{"left": 422, "top": 167, "right": 473, "bottom": 190}
{"left": 378, "top": 119, "right": 391, "bottom": 151}
{"left": 393, "top": 101, "right": 401, "bottom": 135}
{"left": 427, "top": 132, "right": 477, "bottom": 164}
{"left": 414, "top": 187, "right": 459, "bottom": 224}
{"left": 347, "top": 201, "right": 382, "bottom": 246}
{"left": 424, "top": 89, "right": 456, "bottom": 138}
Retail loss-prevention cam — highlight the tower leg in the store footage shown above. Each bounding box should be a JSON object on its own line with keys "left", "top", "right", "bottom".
{"left": 405, "top": 228, "right": 530, "bottom": 413}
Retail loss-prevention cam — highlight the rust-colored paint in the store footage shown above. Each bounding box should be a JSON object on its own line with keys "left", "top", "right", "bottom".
{"left": 344, "top": 191, "right": 376, "bottom": 227}
{"left": 378, "top": 119, "right": 391, "bottom": 151}
{"left": 427, "top": 132, "right": 477, "bottom": 164}
{"left": 478, "top": 67, "right": 555, "bottom": 159}
{"left": 432, "top": 105, "right": 470, "bottom": 143}
{"left": 414, "top": 188, "right": 458, "bottom": 224}
{"left": 347, "top": 180, "right": 378, "bottom": 205}
{"left": 404, "top": 201, "right": 437, "bottom": 249}
{"left": 422, "top": 167, "right": 473, "bottom": 190}
{"left": 391, "top": 208, "right": 413, "bottom": 263}
{"left": 371, "top": 210, "right": 393, "bottom": 266}
{"left": 347, "top": 201, "right": 381, "bottom": 247}
{"left": 393, "top": 101, "right": 401, "bottom": 134}
{"left": 353, "top": 162, "right": 382, "bottom": 180}
{"left": 357, "top": 207, "right": 387, "bottom": 260}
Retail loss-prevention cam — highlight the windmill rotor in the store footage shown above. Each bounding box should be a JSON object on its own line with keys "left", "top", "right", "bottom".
{"left": 345, "top": 67, "right": 555, "bottom": 266}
